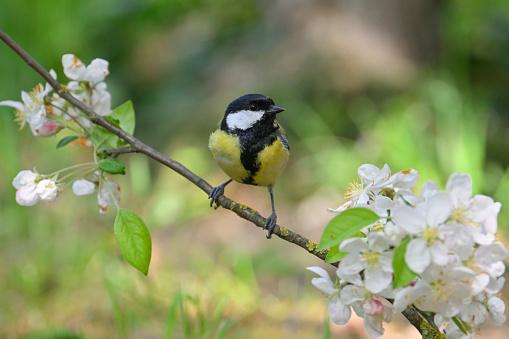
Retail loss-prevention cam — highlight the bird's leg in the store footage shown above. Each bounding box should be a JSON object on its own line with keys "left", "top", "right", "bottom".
{"left": 264, "top": 185, "right": 277, "bottom": 239}
{"left": 208, "top": 179, "right": 233, "bottom": 209}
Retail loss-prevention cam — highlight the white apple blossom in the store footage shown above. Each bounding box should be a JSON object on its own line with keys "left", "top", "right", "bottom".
{"left": 394, "top": 264, "right": 474, "bottom": 318}
{"left": 307, "top": 267, "right": 352, "bottom": 325}
{"left": 465, "top": 243, "right": 507, "bottom": 294}
{"left": 62, "top": 54, "right": 109, "bottom": 85}
{"left": 392, "top": 192, "right": 453, "bottom": 273}
{"left": 0, "top": 70, "right": 59, "bottom": 137}
{"left": 327, "top": 164, "right": 393, "bottom": 213}
{"left": 338, "top": 233, "right": 393, "bottom": 293}
{"left": 1, "top": 85, "right": 50, "bottom": 136}
{"left": 13, "top": 170, "right": 40, "bottom": 206}
{"left": 35, "top": 179, "right": 58, "bottom": 201}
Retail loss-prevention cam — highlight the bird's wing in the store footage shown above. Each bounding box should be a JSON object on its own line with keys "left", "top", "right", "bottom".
{"left": 277, "top": 124, "right": 290, "bottom": 150}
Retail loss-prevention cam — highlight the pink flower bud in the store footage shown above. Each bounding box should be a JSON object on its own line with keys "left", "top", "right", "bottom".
{"left": 363, "top": 299, "right": 384, "bottom": 316}
{"left": 36, "top": 120, "right": 63, "bottom": 137}
{"left": 16, "top": 184, "right": 40, "bottom": 206}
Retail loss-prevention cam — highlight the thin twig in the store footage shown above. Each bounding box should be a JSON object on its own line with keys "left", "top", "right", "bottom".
{"left": 0, "top": 29, "right": 437, "bottom": 336}
{"left": 104, "top": 147, "right": 139, "bottom": 158}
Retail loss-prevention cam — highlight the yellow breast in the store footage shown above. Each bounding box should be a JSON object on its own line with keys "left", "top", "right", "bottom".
{"left": 209, "top": 129, "right": 289, "bottom": 187}
{"left": 252, "top": 138, "right": 289, "bottom": 187}
{"left": 209, "top": 129, "right": 250, "bottom": 183}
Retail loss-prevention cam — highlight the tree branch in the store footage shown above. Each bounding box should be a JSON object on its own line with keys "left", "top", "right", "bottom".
{"left": 0, "top": 29, "right": 328, "bottom": 262}
{"left": 0, "top": 29, "right": 438, "bottom": 337}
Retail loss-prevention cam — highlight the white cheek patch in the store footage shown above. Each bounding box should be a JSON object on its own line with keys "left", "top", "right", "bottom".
{"left": 226, "top": 110, "right": 264, "bottom": 130}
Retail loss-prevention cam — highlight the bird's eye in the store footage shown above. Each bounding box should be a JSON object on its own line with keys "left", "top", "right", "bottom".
{"left": 249, "top": 104, "right": 258, "bottom": 111}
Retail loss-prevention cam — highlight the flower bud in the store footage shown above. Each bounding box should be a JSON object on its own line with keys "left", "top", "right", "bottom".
{"left": 36, "top": 179, "right": 58, "bottom": 201}
{"left": 12, "top": 170, "right": 38, "bottom": 189}
{"left": 72, "top": 179, "right": 96, "bottom": 196}
{"left": 16, "top": 184, "right": 40, "bottom": 206}
{"left": 36, "top": 120, "right": 63, "bottom": 137}
{"left": 363, "top": 299, "right": 384, "bottom": 316}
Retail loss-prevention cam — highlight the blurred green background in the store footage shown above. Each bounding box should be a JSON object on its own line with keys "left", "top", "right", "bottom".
{"left": 1, "top": 0, "right": 509, "bottom": 338}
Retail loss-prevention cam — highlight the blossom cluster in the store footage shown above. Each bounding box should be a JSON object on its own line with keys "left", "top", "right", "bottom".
{"left": 2, "top": 55, "right": 121, "bottom": 214}
{"left": 12, "top": 170, "right": 59, "bottom": 206}
{"left": 0, "top": 54, "right": 111, "bottom": 137}
{"left": 12, "top": 169, "right": 120, "bottom": 215}
{"left": 309, "top": 164, "right": 507, "bottom": 338}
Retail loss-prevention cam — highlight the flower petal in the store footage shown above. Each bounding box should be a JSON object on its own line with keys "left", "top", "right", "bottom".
{"left": 405, "top": 238, "right": 431, "bottom": 273}
{"left": 0, "top": 100, "right": 25, "bottom": 111}
{"left": 364, "top": 313, "right": 385, "bottom": 339}
{"left": 16, "top": 184, "right": 40, "bottom": 206}
{"left": 365, "top": 268, "right": 392, "bottom": 293}
{"left": 446, "top": 173, "right": 472, "bottom": 205}
{"left": 328, "top": 295, "right": 351, "bottom": 325}
{"left": 392, "top": 205, "right": 425, "bottom": 234}
{"left": 420, "top": 180, "right": 438, "bottom": 199}
{"left": 338, "top": 253, "right": 365, "bottom": 275}
{"left": 392, "top": 168, "right": 419, "bottom": 189}
{"left": 425, "top": 192, "right": 453, "bottom": 226}
{"left": 358, "top": 164, "right": 381, "bottom": 184}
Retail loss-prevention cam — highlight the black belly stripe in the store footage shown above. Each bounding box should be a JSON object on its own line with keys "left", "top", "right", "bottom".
{"left": 240, "top": 134, "right": 278, "bottom": 185}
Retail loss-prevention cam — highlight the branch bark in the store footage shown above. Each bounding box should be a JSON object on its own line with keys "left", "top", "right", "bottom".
{"left": 0, "top": 29, "right": 439, "bottom": 337}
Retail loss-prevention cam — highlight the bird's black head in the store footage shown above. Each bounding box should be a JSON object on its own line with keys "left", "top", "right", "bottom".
{"left": 222, "top": 94, "right": 285, "bottom": 132}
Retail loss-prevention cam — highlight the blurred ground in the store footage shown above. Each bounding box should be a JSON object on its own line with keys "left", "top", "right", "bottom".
{"left": 1, "top": 0, "right": 509, "bottom": 338}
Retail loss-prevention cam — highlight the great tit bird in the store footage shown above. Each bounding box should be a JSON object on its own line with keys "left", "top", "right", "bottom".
{"left": 208, "top": 94, "right": 289, "bottom": 238}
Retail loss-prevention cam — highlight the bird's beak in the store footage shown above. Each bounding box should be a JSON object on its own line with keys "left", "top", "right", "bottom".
{"left": 267, "top": 106, "right": 286, "bottom": 114}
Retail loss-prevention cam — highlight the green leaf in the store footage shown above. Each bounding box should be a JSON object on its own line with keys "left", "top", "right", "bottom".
{"left": 392, "top": 238, "right": 418, "bottom": 288}
{"left": 318, "top": 207, "right": 380, "bottom": 250}
{"left": 352, "top": 231, "right": 367, "bottom": 238}
{"left": 114, "top": 209, "right": 152, "bottom": 275}
{"left": 98, "top": 158, "right": 126, "bottom": 174}
{"left": 452, "top": 316, "right": 469, "bottom": 335}
{"left": 110, "top": 100, "right": 135, "bottom": 135}
{"left": 325, "top": 232, "right": 366, "bottom": 263}
{"left": 105, "top": 116, "right": 121, "bottom": 128}
{"left": 91, "top": 125, "right": 119, "bottom": 150}
{"left": 325, "top": 244, "right": 348, "bottom": 263}
{"left": 56, "top": 135, "right": 79, "bottom": 149}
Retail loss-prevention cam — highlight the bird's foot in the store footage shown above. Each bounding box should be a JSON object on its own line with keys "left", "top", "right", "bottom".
{"left": 264, "top": 212, "right": 277, "bottom": 239}
{"left": 209, "top": 185, "right": 225, "bottom": 209}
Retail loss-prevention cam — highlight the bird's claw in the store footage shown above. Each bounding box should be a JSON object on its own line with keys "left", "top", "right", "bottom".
{"left": 264, "top": 212, "right": 277, "bottom": 239}
{"left": 208, "top": 185, "right": 224, "bottom": 209}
